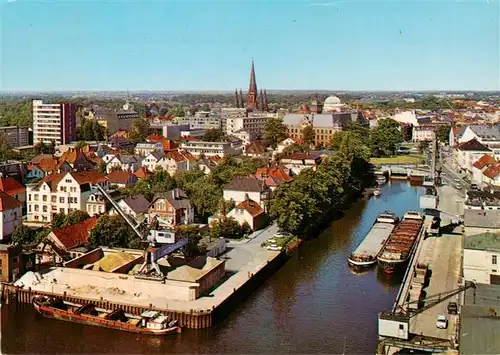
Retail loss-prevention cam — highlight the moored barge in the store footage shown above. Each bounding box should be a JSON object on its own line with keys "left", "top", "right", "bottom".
{"left": 377, "top": 211, "right": 424, "bottom": 274}
{"left": 348, "top": 212, "right": 399, "bottom": 269}
{"left": 33, "top": 295, "right": 181, "bottom": 335}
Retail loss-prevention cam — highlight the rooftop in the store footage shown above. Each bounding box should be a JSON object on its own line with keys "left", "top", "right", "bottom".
{"left": 456, "top": 138, "right": 491, "bottom": 152}
{"left": 464, "top": 232, "right": 500, "bottom": 252}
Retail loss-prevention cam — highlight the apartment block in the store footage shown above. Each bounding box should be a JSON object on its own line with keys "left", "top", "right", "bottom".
{"left": 0, "top": 126, "right": 30, "bottom": 147}
{"left": 32, "top": 100, "right": 77, "bottom": 145}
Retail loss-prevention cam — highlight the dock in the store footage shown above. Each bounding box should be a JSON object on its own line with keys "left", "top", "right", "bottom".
{"left": 378, "top": 185, "right": 464, "bottom": 354}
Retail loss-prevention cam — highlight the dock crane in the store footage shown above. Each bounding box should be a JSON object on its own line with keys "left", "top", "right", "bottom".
{"left": 92, "top": 184, "right": 188, "bottom": 281}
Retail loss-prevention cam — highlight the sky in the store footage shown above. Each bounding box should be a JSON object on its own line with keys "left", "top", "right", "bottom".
{"left": 0, "top": 0, "right": 499, "bottom": 91}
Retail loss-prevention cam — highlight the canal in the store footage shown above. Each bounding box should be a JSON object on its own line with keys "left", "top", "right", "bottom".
{"left": 1, "top": 181, "right": 423, "bottom": 354}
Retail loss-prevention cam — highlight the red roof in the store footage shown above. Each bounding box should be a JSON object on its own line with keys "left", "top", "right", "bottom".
{"left": 279, "top": 137, "right": 305, "bottom": 145}
{"left": 106, "top": 170, "right": 135, "bottom": 184}
{"left": 254, "top": 168, "right": 293, "bottom": 185}
{"left": 51, "top": 217, "right": 99, "bottom": 250}
{"left": 0, "top": 177, "right": 25, "bottom": 195}
{"left": 165, "top": 151, "right": 186, "bottom": 163}
{"left": 134, "top": 167, "right": 152, "bottom": 179}
{"left": 235, "top": 199, "right": 264, "bottom": 217}
{"left": 456, "top": 138, "right": 491, "bottom": 152}
{"left": 0, "top": 191, "right": 22, "bottom": 212}
{"left": 473, "top": 154, "right": 497, "bottom": 170}
{"left": 483, "top": 163, "right": 500, "bottom": 180}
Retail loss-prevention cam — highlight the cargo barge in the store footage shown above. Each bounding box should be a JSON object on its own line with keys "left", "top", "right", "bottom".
{"left": 377, "top": 211, "right": 424, "bottom": 274}
{"left": 348, "top": 212, "right": 399, "bottom": 269}
{"left": 33, "top": 295, "right": 181, "bottom": 335}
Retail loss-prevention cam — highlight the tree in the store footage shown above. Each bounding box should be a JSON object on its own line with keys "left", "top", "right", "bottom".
{"left": 263, "top": 117, "right": 288, "bottom": 148}
{"left": 346, "top": 120, "right": 370, "bottom": 139}
{"left": 88, "top": 215, "right": 141, "bottom": 248}
{"left": 64, "top": 210, "right": 90, "bottom": 226}
{"left": 437, "top": 125, "right": 451, "bottom": 144}
{"left": 302, "top": 125, "right": 315, "bottom": 147}
{"left": 275, "top": 143, "right": 306, "bottom": 160}
{"left": 97, "top": 162, "right": 107, "bottom": 174}
{"left": 328, "top": 131, "right": 346, "bottom": 150}
{"left": 11, "top": 224, "right": 37, "bottom": 246}
{"left": 129, "top": 118, "right": 150, "bottom": 143}
{"left": 210, "top": 217, "right": 248, "bottom": 240}
{"left": 370, "top": 118, "right": 402, "bottom": 156}
{"left": 176, "top": 225, "right": 204, "bottom": 256}
{"left": 51, "top": 213, "right": 67, "bottom": 229}
{"left": 75, "top": 141, "right": 87, "bottom": 149}
{"left": 203, "top": 128, "right": 224, "bottom": 142}
{"left": 0, "top": 133, "right": 13, "bottom": 162}
{"left": 418, "top": 140, "right": 430, "bottom": 153}
{"left": 92, "top": 120, "right": 105, "bottom": 141}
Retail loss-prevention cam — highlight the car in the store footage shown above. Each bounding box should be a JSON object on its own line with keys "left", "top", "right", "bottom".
{"left": 470, "top": 184, "right": 479, "bottom": 190}
{"left": 267, "top": 245, "right": 282, "bottom": 251}
{"left": 455, "top": 184, "right": 462, "bottom": 190}
{"left": 267, "top": 238, "right": 277, "bottom": 244}
{"left": 274, "top": 231, "right": 291, "bottom": 238}
{"left": 448, "top": 302, "right": 458, "bottom": 315}
{"left": 454, "top": 178, "right": 461, "bottom": 183}
{"left": 436, "top": 315, "right": 448, "bottom": 329}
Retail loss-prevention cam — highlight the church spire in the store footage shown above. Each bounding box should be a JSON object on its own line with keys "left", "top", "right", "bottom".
{"left": 263, "top": 89, "right": 269, "bottom": 111}
{"left": 234, "top": 89, "right": 240, "bottom": 108}
{"left": 247, "top": 59, "right": 258, "bottom": 109}
{"left": 239, "top": 89, "right": 244, "bottom": 109}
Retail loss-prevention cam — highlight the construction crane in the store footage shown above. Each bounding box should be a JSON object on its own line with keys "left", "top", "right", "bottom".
{"left": 91, "top": 184, "right": 188, "bottom": 280}
{"left": 394, "top": 281, "right": 476, "bottom": 318}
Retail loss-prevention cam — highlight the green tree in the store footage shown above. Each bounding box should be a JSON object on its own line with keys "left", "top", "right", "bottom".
{"left": 88, "top": 215, "right": 141, "bottom": 248}
{"left": 328, "top": 131, "right": 346, "bottom": 150}
{"left": 263, "top": 117, "right": 288, "bottom": 148}
{"left": 346, "top": 120, "right": 370, "bottom": 139}
{"left": 52, "top": 213, "right": 66, "bottom": 229}
{"left": 176, "top": 225, "right": 204, "bottom": 256}
{"left": 302, "top": 125, "right": 315, "bottom": 147}
{"left": 418, "top": 140, "right": 430, "bottom": 153}
{"left": 203, "top": 128, "right": 224, "bottom": 142}
{"left": 437, "top": 125, "right": 451, "bottom": 144}
{"left": 0, "top": 133, "right": 13, "bottom": 162}
{"left": 210, "top": 217, "right": 248, "bottom": 240}
{"left": 75, "top": 141, "right": 87, "bottom": 149}
{"left": 129, "top": 118, "right": 150, "bottom": 143}
{"left": 92, "top": 120, "right": 105, "bottom": 141}
{"left": 97, "top": 162, "right": 107, "bottom": 174}
{"left": 11, "top": 224, "right": 37, "bottom": 246}
{"left": 83, "top": 120, "right": 95, "bottom": 141}
{"left": 64, "top": 210, "right": 90, "bottom": 226}
{"left": 275, "top": 143, "right": 306, "bottom": 160}
{"left": 370, "top": 118, "right": 402, "bottom": 156}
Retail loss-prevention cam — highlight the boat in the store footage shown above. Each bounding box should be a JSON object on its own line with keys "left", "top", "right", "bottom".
{"left": 377, "top": 211, "right": 424, "bottom": 274}
{"left": 348, "top": 212, "right": 399, "bottom": 269}
{"left": 33, "top": 295, "right": 181, "bottom": 335}
{"left": 373, "top": 189, "right": 382, "bottom": 197}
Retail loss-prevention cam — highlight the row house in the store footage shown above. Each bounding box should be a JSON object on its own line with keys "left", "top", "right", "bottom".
{"left": 85, "top": 189, "right": 120, "bottom": 217}
{"left": 105, "top": 154, "right": 142, "bottom": 174}
{"left": 453, "top": 138, "right": 492, "bottom": 178}
{"left": 26, "top": 171, "right": 108, "bottom": 224}
{"left": 148, "top": 188, "right": 194, "bottom": 228}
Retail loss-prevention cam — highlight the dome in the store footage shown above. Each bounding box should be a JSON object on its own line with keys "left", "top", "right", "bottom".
{"left": 324, "top": 95, "right": 341, "bottom": 105}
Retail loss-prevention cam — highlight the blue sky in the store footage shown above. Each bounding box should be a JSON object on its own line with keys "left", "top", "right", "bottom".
{"left": 1, "top": 0, "right": 499, "bottom": 91}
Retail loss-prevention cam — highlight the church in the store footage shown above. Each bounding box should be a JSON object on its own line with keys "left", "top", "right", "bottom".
{"left": 234, "top": 60, "right": 269, "bottom": 112}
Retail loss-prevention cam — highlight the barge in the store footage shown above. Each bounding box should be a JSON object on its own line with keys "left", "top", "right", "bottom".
{"left": 348, "top": 212, "right": 399, "bottom": 269}
{"left": 377, "top": 211, "right": 424, "bottom": 274}
{"left": 33, "top": 295, "right": 181, "bottom": 335}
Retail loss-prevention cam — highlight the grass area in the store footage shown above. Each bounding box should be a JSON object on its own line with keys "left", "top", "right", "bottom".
{"left": 370, "top": 155, "right": 425, "bottom": 165}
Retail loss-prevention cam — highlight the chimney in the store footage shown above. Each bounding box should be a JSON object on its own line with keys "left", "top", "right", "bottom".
{"left": 244, "top": 193, "right": 250, "bottom": 201}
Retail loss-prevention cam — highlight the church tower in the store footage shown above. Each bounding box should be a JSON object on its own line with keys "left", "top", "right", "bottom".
{"left": 247, "top": 60, "right": 258, "bottom": 109}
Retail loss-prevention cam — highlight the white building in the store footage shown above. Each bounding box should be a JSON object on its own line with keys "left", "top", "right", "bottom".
{"left": 392, "top": 110, "right": 418, "bottom": 126}
{"left": 225, "top": 111, "right": 273, "bottom": 138}
{"left": 458, "top": 124, "right": 500, "bottom": 159}
{"left": 175, "top": 111, "right": 221, "bottom": 130}
{"left": 463, "top": 233, "right": 500, "bottom": 285}
{"left": 453, "top": 138, "right": 492, "bottom": 177}
{"left": 222, "top": 176, "right": 270, "bottom": 209}
{"left": 472, "top": 154, "right": 498, "bottom": 187}
{"left": 134, "top": 142, "right": 163, "bottom": 157}
{"left": 142, "top": 151, "right": 165, "bottom": 172}
{"left": 32, "top": 100, "right": 77, "bottom": 145}
{"left": 180, "top": 141, "right": 239, "bottom": 157}
{"left": 0, "top": 192, "right": 22, "bottom": 240}
{"left": 26, "top": 171, "right": 108, "bottom": 224}
{"left": 412, "top": 125, "right": 436, "bottom": 142}
{"left": 106, "top": 155, "right": 142, "bottom": 174}
{"left": 276, "top": 137, "right": 304, "bottom": 154}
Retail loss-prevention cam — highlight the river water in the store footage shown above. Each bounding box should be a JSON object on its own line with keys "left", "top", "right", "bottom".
{"left": 1, "top": 181, "right": 423, "bottom": 354}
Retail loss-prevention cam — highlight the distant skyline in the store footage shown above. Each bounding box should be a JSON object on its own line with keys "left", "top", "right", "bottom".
{"left": 1, "top": 0, "right": 499, "bottom": 91}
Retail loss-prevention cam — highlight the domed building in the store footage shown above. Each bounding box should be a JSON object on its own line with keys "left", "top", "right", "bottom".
{"left": 322, "top": 95, "right": 345, "bottom": 112}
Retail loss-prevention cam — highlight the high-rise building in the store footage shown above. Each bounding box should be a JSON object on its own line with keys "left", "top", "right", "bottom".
{"left": 32, "top": 100, "right": 77, "bottom": 145}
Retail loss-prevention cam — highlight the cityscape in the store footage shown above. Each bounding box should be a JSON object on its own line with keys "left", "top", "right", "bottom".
{"left": 1, "top": 0, "right": 500, "bottom": 354}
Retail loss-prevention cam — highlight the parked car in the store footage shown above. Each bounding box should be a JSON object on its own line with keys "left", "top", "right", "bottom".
{"left": 455, "top": 184, "right": 462, "bottom": 190}
{"left": 436, "top": 315, "right": 448, "bottom": 329}
{"left": 267, "top": 245, "right": 282, "bottom": 251}
{"left": 448, "top": 302, "right": 458, "bottom": 315}
{"left": 454, "top": 178, "right": 461, "bottom": 183}
{"left": 267, "top": 238, "right": 277, "bottom": 244}
{"left": 470, "top": 184, "right": 479, "bottom": 190}
{"left": 274, "top": 231, "right": 291, "bottom": 238}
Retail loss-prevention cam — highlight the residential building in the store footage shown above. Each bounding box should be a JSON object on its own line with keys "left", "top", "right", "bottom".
{"left": 254, "top": 167, "right": 293, "bottom": 190}
{"left": 0, "top": 244, "right": 34, "bottom": 282}
{"left": 85, "top": 191, "right": 108, "bottom": 217}
{"left": 463, "top": 232, "right": 500, "bottom": 284}
{"left": 146, "top": 133, "right": 178, "bottom": 151}
{"left": 148, "top": 189, "right": 194, "bottom": 228}
{"left": 280, "top": 153, "right": 322, "bottom": 174}
{"left": 223, "top": 176, "right": 271, "bottom": 209}
{"left": 0, "top": 126, "right": 30, "bottom": 147}
{"left": 26, "top": 171, "right": 107, "bottom": 224}
{"left": 453, "top": 138, "right": 492, "bottom": 177}
{"left": 32, "top": 99, "right": 77, "bottom": 145}
{"left": 0, "top": 191, "right": 23, "bottom": 240}
{"left": 90, "top": 106, "right": 139, "bottom": 134}
{"left": 412, "top": 125, "right": 436, "bottom": 142}
{"left": 231, "top": 129, "right": 255, "bottom": 145}
{"left": 157, "top": 151, "right": 189, "bottom": 176}
{"left": 0, "top": 176, "right": 26, "bottom": 205}
{"left": 109, "top": 194, "right": 149, "bottom": 219}
{"left": 283, "top": 112, "right": 355, "bottom": 148}
{"left": 276, "top": 137, "right": 305, "bottom": 154}
{"left": 106, "top": 170, "right": 138, "bottom": 188}
{"left": 134, "top": 142, "right": 164, "bottom": 157}
{"left": 221, "top": 107, "right": 247, "bottom": 134}
{"left": 244, "top": 141, "right": 267, "bottom": 157}
{"left": 458, "top": 124, "right": 500, "bottom": 158}
{"left": 148, "top": 121, "right": 190, "bottom": 140}
{"left": 483, "top": 164, "right": 500, "bottom": 187}
{"left": 142, "top": 151, "right": 165, "bottom": 172}
{"left": 175, "top": 111, "right": 222, "bottom": 130}
{"left": 226, "top": 198, "right": 267, "bottom": 231}
{"left": 106, "top": 154, "right": 142, "bottom": 174}
{"left": 56, "top": 147, "right": 102, "bottom": 171}
{"left": 472, "top": 154, "right": 498, "bottom": 187}
{"left": 180, "top": 140, "right": 239, "bottom": 157}
{"left": 36, "top": 217, "right": 99, "bottom": 263}
{"left": 134, "top": 166, "right": 152, "bottom": 180}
